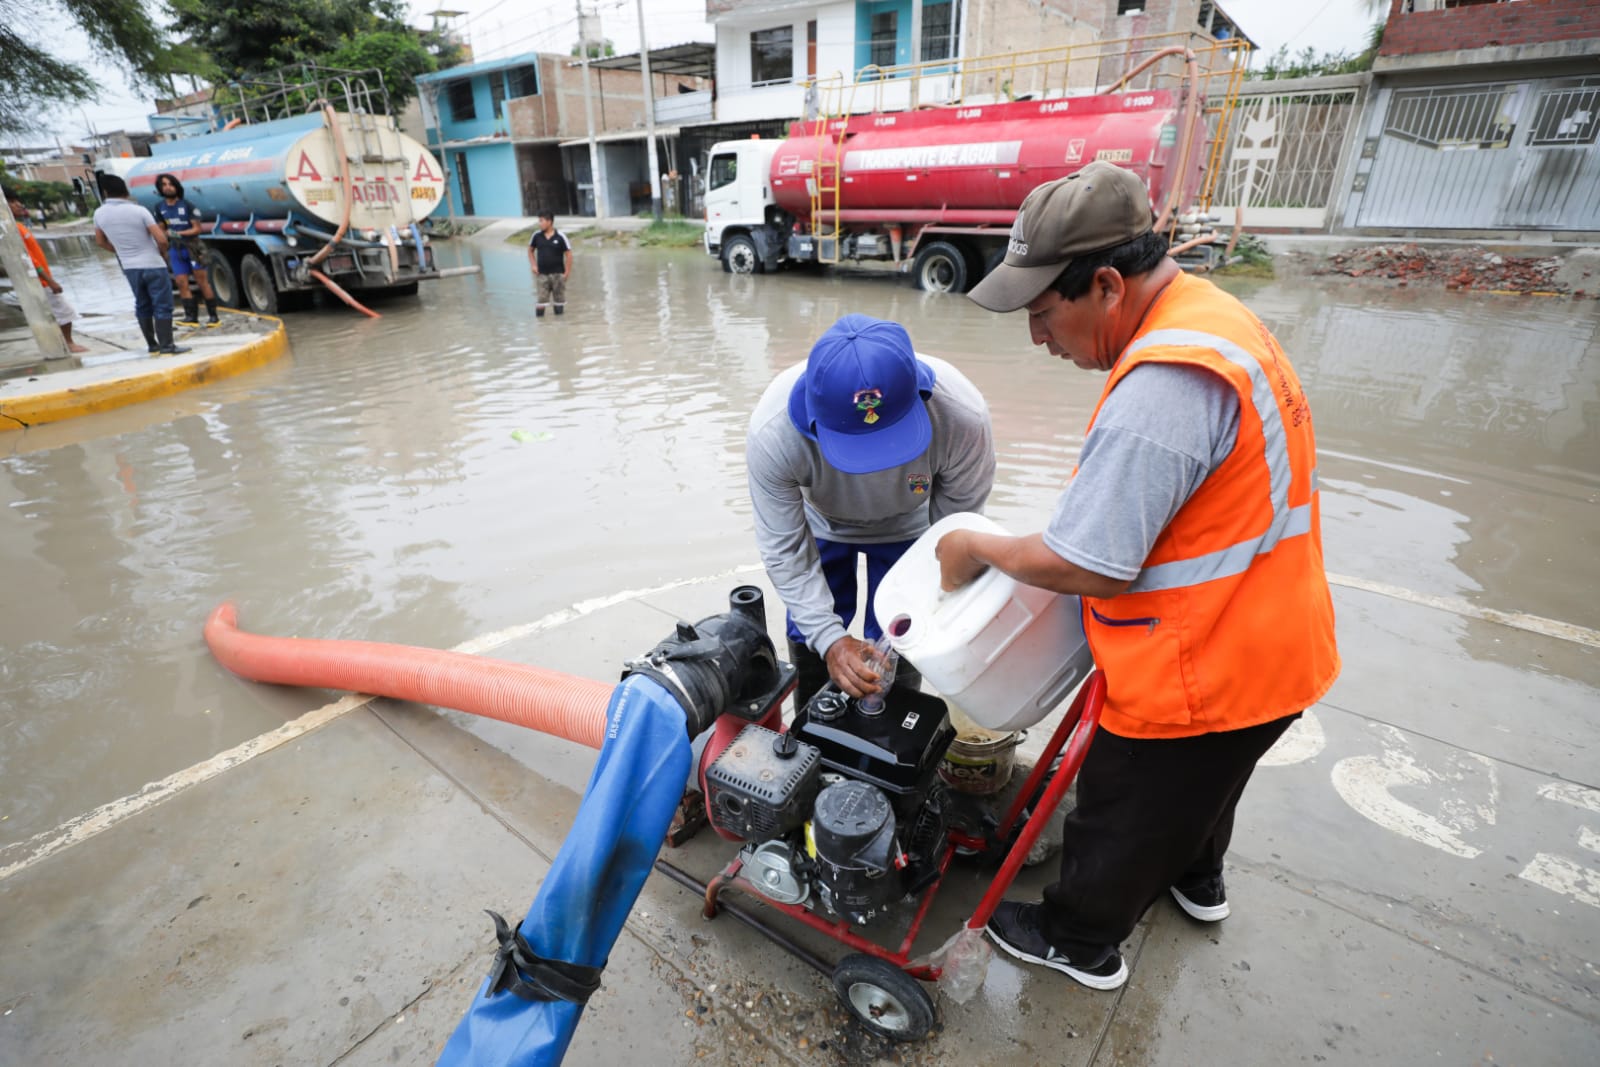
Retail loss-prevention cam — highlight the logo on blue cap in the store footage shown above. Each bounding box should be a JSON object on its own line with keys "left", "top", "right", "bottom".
{"left": 787, "top": 314, "right": 937, "bottom": 475}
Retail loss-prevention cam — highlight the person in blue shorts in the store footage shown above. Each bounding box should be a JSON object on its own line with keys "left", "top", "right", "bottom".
{"left": 154, "top": 173, "right": 221, "bottom": 327}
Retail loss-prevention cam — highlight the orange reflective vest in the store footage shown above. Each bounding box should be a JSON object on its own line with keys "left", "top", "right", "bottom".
{"left": 1080, "top": 273, "right": 1340, "bottom": 739}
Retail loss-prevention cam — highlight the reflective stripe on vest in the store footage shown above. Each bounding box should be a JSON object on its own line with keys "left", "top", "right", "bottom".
{"left": 1120, "top": 328, "right": 1319, "bottom": 594}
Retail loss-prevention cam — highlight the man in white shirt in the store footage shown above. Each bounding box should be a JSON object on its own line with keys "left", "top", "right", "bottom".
{"left": 93, "top": 173, "right": 188, "bottom": 356}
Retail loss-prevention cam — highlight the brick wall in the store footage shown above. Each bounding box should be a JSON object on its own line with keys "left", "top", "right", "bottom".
{"left": 1380, "top": 0, "right": 1600, "bottom": 57}
{"left": 508, "top": 55, "right": 705, "bottom": 141}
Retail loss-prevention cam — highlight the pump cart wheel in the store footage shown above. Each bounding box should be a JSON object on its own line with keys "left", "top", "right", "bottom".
{"left": 206, "top": 250, "right": 243, "bottom": 309}
{"left": 722, "top": 234, "right": 761, "bottom": 275}
{"left": 830, "top": 954, "right": 936, "bottom": 1042}
{"left": 913, "top": 241, "right": 968, "bottom": 293}
{"left": 239, "top": 254, "right": 279, "bottom": 315}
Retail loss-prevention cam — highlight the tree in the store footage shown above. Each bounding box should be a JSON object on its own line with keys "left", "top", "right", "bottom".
{"left": 168, "top": 0, "right": 445, "bottom": 112}
{"left": 0, "top": 0, "right": 203, "bottom": 140}
{"left": 1249, "top": 23, "right": 1385, "bottom": 81}
{"left": 326, "top": 31, "right": 438, "bottom": 111}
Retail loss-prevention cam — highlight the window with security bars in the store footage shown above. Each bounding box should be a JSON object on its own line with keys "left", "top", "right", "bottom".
{"left": 448, "top": 79, "right": 475, "bottom": 122}
{"left": 870, "top": 12, "right": 898, "bottom": 68}
{"left": 1384, "top": 85, "right": 1518, "bottom": 149}
{"left": 489, "top": 76, "right": 506, "bottom": 118}
{"left": 922, "top": 2, "right": 955, "bottom": 62}
{"left": 1527, "top": 80, "right": 1599, "bottom": 147}
{"left": 509, "top": 66, "right": 539, "bottom": 99}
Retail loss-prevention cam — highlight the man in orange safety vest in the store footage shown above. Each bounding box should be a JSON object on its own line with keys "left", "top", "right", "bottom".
{"left": 938, "top": 162, "right": 1340, "bottom": 991}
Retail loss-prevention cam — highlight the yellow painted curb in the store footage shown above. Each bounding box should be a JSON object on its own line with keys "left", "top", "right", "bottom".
{"left": 0, "top": 314, "right": 290, "bottom": 430}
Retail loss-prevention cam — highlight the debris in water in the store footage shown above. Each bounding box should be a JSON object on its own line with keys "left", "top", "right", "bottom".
{"left": 511, "top": 429, "right": 554, "bottom": 443}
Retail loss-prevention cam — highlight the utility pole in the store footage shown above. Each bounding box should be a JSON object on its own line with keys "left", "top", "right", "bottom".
{"left": 0, "top": 196, "right": 72, "bottom": 367}
{"left": 635, "top": 0, "right": 662, "bottom": 221}
{"left": 577, "top": 1, "right": 607, "bottom": 219}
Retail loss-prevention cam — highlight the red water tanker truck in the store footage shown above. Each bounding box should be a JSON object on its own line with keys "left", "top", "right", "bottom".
{"left": 703, "top": 60, "right": 1227, "bottom": 292}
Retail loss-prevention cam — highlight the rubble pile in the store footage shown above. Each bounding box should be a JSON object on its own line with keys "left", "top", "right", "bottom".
{"left": 1317, "top": 244, "right": 1572, "bottom": 295}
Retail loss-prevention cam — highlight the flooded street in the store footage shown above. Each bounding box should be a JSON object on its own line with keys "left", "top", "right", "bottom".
{"left": 4, "top": 238, "right": 1595, "bottom": 847}
{"left": 2, "top": 235, "right": 1598, "bottom": 1063}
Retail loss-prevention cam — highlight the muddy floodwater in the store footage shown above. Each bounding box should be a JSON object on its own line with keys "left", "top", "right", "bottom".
{"left": 2, "top": 237, "right": 1597, "bottom": 851}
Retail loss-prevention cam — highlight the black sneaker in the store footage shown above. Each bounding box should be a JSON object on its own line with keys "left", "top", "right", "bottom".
{"left": 985, "top": 900, "right": 1128, "bottom": 990}
{"left": 1170, "top": 875, "right": 1230, "bottom": 922}
{"left": 158, "top": 345, "right": 192, "bottom": 356}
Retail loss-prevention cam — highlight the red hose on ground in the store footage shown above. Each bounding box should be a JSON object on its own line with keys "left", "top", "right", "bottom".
{"left": 205, "top": 602, "right": 614, "bottom": 749}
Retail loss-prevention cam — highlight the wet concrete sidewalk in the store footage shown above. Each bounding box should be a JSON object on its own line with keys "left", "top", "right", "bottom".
{"left": 2, "top": 569, "right": 1595, "bottom": 1066}
{"left": 0, "top": 310, "right": 287, "bottom": 431}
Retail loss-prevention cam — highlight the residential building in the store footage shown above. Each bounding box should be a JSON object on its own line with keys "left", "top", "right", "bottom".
{"left": 416, "top": 50, "right": 708, "bottom": 218}
{"left": 1342, "top": 0, "right": 1600, "bottom": 232}
{"left": 705, "top": 1, "right": 1254, "bottom": 124}
{"left": 0, "top": 145, "right": 98, "bottom": 212}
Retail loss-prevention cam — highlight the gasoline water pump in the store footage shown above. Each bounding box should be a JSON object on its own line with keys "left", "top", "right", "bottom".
{"left": 702, "top": 680, "right": 956, "bottom": 924}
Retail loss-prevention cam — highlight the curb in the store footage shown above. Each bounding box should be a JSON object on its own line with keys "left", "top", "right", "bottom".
{"left": 0, "top": 312, "right": 290, "bottom": 431}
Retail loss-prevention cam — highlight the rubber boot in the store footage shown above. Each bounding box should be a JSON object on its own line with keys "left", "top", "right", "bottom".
{"left": 137, "top": 316, "right": 158, "bottom": 354}
{"left": 554, "top": 305, "right": 564, "bottom": 316}
{"left": 154, "top": 318, "right": 190, "bottom": 356}
{"left": 178, "top": 299, "right": 200, "bottom": 327}
{"left": 787, "top": 638, "right": 830, "bottom": 715}
{"left": 204, "top": 298, "right": 220, "bottom": 325}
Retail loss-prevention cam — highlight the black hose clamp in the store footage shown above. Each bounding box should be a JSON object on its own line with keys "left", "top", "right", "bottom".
{"left": 482, "top": 910, "right": 603, "bottom": 1005}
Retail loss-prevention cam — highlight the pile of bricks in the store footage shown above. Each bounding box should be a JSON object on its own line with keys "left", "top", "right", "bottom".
{"left": 1317, "top": 244, "right": 1570, "bottom": 295}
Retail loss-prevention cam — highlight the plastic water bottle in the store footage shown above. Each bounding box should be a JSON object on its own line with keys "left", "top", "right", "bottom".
{"left": 857, "top": 635, "right": 898, "bottom": 714}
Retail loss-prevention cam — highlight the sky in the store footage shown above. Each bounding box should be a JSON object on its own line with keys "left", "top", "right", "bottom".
{"left": 27, "top": 0, "right": 1382, "bottom": 147}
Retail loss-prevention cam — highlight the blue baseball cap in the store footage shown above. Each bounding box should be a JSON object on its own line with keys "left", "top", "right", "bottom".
{"left": 787, "top": 314, "right": 937, "bottom": 475}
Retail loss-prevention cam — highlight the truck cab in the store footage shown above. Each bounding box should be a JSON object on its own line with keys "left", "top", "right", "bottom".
{"left": 703, "top": 139, "right": 785, "bottom": 274}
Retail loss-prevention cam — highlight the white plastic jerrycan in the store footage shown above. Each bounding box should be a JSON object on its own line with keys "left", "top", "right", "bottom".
{"left": 873, "top": 513, "right": 1094, "bottom": 732}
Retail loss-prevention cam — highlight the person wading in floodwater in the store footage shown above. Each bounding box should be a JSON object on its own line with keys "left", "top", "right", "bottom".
{"left": 527, "top": 212, "right": 572, "bottom": 317}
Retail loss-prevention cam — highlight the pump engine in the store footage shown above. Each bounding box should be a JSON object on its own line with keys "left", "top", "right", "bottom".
{"left": 701, "top": 682, "right": 955, "bottom": 923}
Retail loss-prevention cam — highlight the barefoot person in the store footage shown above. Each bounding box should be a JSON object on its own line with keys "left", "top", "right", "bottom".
{"left": 6, "top": 187, "right": 88, "bottom": 355}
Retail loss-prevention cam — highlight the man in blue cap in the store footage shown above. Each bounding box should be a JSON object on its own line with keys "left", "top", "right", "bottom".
{"left": 747, "top": 314, "right": 995, "bottom": 703}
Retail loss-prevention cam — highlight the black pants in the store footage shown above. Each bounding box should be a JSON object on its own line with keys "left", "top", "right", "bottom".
{"left": 1040, "top": 713, "right": 1298, "bottom": 955}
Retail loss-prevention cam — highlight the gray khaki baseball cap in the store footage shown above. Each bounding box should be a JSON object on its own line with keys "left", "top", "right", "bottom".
{"left": 969, "top": 162, "right": 1156, "bottom": 313}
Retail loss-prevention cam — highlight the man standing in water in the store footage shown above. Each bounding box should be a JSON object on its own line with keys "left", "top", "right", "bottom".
{"left": 92, "top": 174, "right": 189, "bottom": 356}
{"left": 527, "top": 212, "right": 572, "bottom": 317}
{"left": 749, "top": 313, "right": 995, "bottom": 706}
{"left": 153, "top": 173, "right": 221, "bottom": 327}
{"left": 938, "top": 163, "right": 1339, "bottom": 990}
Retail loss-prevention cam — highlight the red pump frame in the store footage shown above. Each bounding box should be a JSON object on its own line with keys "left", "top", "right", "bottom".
{"left": 696, "top": 671, "right": 1105, "bottom": 981}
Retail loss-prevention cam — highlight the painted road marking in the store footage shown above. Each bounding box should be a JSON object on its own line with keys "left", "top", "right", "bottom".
{"left": 1, "top": 566, "right": 1592, "bottom": 887}
{"left": 1259, "top": 708, "right": 1326, "bottom": 767}
{"left": 0, "top": 564, "right": 761, "bottom": 882}
{"left": 1518, "top": 784, "right": 1600, "bottom": 910}
{"left": 1325, "top": 572, "right": 1600, "bottom": 650}
{"left": 1330, "top": 723, "right": 1498, "bottom": 860}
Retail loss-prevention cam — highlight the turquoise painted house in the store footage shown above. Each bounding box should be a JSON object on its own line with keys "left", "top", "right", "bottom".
{"left": 416, "top": 53, "right": 543, "bottom": 218}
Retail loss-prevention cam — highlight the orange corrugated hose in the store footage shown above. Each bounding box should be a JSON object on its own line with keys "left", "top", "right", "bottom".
{"left": 204, "top": 603, "right": 614, "bottom": 750}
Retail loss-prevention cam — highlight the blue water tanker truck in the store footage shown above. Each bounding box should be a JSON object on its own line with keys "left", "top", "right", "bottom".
{"left": 119, "top": 108, "right": 449, "bottom": 314}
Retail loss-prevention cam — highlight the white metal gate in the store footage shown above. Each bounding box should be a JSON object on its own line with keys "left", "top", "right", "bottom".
{"left": 1210, "top": 84, "right": 1364, "bottom": 229}
{"left": 1353, "top": 76, "right": 1600, "bottom": 230}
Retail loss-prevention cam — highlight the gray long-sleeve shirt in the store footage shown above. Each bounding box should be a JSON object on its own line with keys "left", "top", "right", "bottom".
{"left": 748, "top": 354, "right": 995, "bottom": 656}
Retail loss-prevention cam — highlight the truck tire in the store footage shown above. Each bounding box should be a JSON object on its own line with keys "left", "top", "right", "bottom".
{"left": 913, "top": 241, "right": 968, "bottom": 293}
{"left": 722, "top": 234, "right": 761, "bottom": 275}
{"left": 206, "top": 250, "right": 243, "bottom": 309}
{"left": 981, "top": 246, "right": 1007, "bottom": 282}
{"left": 239, "top": 254, "right": 279, "bottom": 315}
